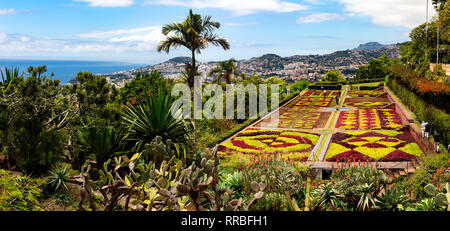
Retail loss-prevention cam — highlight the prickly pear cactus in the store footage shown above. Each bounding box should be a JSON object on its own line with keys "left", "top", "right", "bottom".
{"left": 142, "top": 136, "right": 177, "bottom": 164}
{"left": 424, "top": 183, "right": 450, "bottom": 211}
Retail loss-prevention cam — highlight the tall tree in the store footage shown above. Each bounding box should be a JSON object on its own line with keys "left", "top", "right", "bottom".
{"left": 157, "top": 9, "right": 230, "bottom": 150}
{"left": 157, "top": 9, "right": 230, "bottom": 88}
{"left": 208, "top": 58, "right": 239, "bottom": 84}
{"left": 321, "top": 70, "right": 344, "bottom": 82}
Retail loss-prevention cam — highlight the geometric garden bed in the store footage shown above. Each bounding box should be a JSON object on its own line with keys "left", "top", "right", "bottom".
{"left": 335, "top": 109, "right": 403, "bottom": 130}
{"left": 218, "top": 128, "right": 320, "bottom": 162}
{"left": 324, "top": 130, "right": 423, "bottom": 162}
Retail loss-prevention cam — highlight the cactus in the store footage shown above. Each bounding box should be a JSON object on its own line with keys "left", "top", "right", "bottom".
{"left": 424, "top": 183, "right": 450, "bottom": 211}
{"left": 70, "top": 136, "right": 264, "bottom": 211}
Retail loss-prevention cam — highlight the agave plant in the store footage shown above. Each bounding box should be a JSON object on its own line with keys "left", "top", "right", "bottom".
{"left": 357, "top": 183, "right": 376, "bottom": 211}
{"left": 48, "top": 165, "right": 71, "bottom": 191}
{"left": 122, "top": 89, "right": 190, "bottom": 151}
{"left": 375, "top": 187, "right": 409, "bottom": 211}
{"left": 415, "top": 198, "right": 443, "bottom": 211}
{"left": 315, "top": 183, "right": 345, "bottom": 211}
{"left": 77, "top": 121, "right": 125, "bottom": 166}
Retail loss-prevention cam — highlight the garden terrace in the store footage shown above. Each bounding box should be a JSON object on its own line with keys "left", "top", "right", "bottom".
{"left": 218, "top": 87, "right": 430, "bottom": 174}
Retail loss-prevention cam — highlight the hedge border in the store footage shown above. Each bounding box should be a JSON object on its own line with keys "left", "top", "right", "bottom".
{"left": 387, "top": 78, "right": 450, "bottom": 146}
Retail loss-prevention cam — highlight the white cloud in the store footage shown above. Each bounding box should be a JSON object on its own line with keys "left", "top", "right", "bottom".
{"left": 74, "top": 0, "right": 134, "bottom": 7}
{"left": 0, "top": 26, "right": 164, "bottom": 56}
{"left": 338, "top": 0, "right": 437, "bottom": 28}
{"left": 296, "top": 13, "right": 343, "bottom": 23}
{"left": 77, "top": 26, "right": 163, "bottom": 41}
{"left": 0, "top": 8, "right": 15, "bottom": 15}
{"left": 145, "top": 0, "right": 308, "bottom": 15}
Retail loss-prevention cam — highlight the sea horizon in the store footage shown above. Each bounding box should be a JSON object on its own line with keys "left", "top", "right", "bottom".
{"left": 0, "top": 59, "right": 146, "bottom": 83}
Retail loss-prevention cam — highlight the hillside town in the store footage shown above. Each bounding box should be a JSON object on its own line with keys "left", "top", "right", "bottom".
{"left": 101, "top": 42, "right": 401, "bottom": 87}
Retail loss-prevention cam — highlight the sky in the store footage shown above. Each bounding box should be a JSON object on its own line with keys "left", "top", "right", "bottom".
{"left": 0, "top": 0, "right": 438, "bottom": 64}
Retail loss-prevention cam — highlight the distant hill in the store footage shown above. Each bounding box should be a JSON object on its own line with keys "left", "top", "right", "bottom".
{"left": 166, "top": 56, "right": 191, "bottom": 63}
{"left": 356, "top": 42, "right": 387, "bottom": 51}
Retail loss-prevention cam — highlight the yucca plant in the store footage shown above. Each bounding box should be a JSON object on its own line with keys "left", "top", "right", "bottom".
{"left": 122, "top": 89, "right": 190, "bottom": 151}
{"left": 77, "top": 121, "right": 125, "bottom": 167}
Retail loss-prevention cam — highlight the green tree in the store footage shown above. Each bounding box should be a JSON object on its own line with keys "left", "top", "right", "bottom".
{"left": 1, "top": 66, "right": 66, "bottom": 175}
{"left": 321, "top": 70, "right": 343, "bottom": 82}
{"left": 356, "top": 55, "right": 396, "bottom": 79}
{"left": 63, "top": 72, "right": 121, "bottom": 169}
{"left": 157, "top": 9, "right": 230, "bottom": 151}
{"left": 157, "top": 9, "right": 230, "bottom": 88}
{"left": 118, "top": 71, "right": 173, "bottom": 105}
{"left": 209, "top": 58, "right": 239, "bottom": 84}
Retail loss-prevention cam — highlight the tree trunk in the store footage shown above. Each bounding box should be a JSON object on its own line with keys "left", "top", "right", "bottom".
{"left": 191, "top": 50, "right": 197, "bottom": 152}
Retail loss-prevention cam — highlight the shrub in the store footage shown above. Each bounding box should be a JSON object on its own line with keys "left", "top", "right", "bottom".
{"left": 330, "top": 166, "right": 391, "bottom": 210}
{"left": 387, "top": 77, "right": 450, "bottom": 146}
{"left": 241, "top": 155, "right": 305, "bottom": 210}
{"left": 0, "top": 169, "right": 46, "bottom": 211}
{"left": 405, "top": 153, "right": 449, "bottom": 199}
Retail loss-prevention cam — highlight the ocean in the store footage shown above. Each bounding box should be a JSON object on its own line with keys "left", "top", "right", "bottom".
{"left": 0, "top": 59, "right": 146, "bottom": 83}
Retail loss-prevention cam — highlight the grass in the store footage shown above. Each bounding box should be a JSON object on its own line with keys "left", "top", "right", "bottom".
{"left": 313, "top": 133, "right": 329, "bottom": 161}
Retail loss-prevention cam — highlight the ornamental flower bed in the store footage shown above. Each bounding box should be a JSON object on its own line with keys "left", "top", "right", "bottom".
{"left": 415, "top": 80, "right": 450, "bottom": 96}
{"left": 335, "top": 109, "right": 402, "bottom": 130}
{"left": 292, "top": 97, "right": 334, "bottom": 109}
{"left": 218, "top": 129, "right": 320, "bottom": 162}
{"left": 343, "top": 97, "right": 390, "bottom": 108}
{"left": 347, "top": 90, "right": 384, "bottom": 97}
{"left": 302, "top": 90, "right": 340, "bottom": 97}
{"left": 324, "top": 130, "right": 423, "bottom": 162}
{"left": 293, "top": 111, "right": 330, "bottom": 129}
{"left": 254, "top": 110, "right": 331, "bottom": 129}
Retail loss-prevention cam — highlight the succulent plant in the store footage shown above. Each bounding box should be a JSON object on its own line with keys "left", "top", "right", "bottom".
{"left": 69, "top": 136, "right": 264, "bottom": 211}
{"left": 424, "top": 183, "right": 450, "bottom": 211}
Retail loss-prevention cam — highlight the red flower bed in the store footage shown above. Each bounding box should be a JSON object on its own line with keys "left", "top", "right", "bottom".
{"left": 231, "top": 140, "right": 262, "bottom": 150}
{"left": 280, "top": 135, "right": 313, "bottom": 144}
{"left": 416, "top": 80, "right": 450, "bottom": 96}
{"left": 362, "top": 143, "right": 387, "bottom": 148}
{"left": 328, "top": 150, "right": 374, "bottom": 162}
{"left": 379, "top": 150, "right": 418, "bottom": 161}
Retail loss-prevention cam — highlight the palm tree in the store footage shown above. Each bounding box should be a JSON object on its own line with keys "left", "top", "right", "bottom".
{"left": 208, "top": 58, "right": 239, "bottom": 84}
{"left": 157, "top": 9, "right": 230, "bottom": 150}
{"left": 0, "top": 67, "right": 21, "bottom": 89}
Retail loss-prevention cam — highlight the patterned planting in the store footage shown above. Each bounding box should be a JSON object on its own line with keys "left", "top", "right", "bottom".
{"left": 302, "top": 90, "right": 340, "bottom": 97}
{"left": 218, "top": 129, "right": 320, "bottom": 161}
{"left": 347, "top": 90, "right": 384, "bottom": 97}
{"left": 325, "top": 131, "right": 423, "bottom": 162}
{"left": 343, "top": 97, "right": 390, "bottom": 108}
{"left": 335, "top": 109, "right": 403, "bottom": 130}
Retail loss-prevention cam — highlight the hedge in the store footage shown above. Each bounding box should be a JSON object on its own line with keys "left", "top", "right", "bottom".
{"left": 387, "top": 78, "right": 450, "bottom": 146}
{"left": 308, "top": 84, "right": 342, "bottom": 90}
{"left": 348, "top": 78, "right": 385, "bottom": 84}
